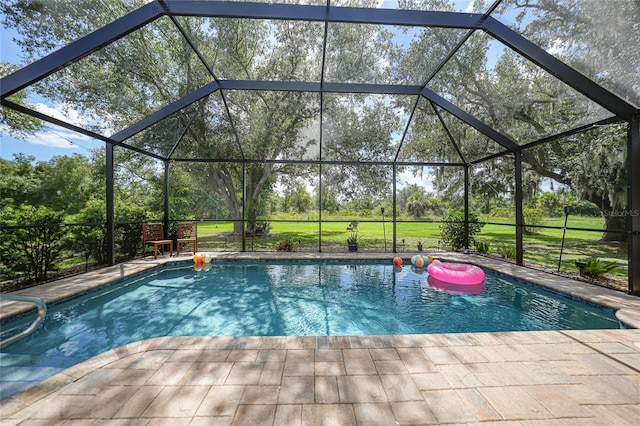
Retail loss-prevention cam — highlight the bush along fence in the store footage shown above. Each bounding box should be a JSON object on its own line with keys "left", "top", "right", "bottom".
{"left": 0, "top": 220, "right": 148, "bottom": 289}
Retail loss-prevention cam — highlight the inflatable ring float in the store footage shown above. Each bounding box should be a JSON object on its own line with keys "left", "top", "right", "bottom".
{"left": 427, "top": 262, "right": 485, "bottom": 285}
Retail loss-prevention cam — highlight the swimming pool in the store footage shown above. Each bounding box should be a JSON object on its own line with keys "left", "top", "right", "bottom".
{"left": 0, "top": 260, "right": 619, "bottom": 399}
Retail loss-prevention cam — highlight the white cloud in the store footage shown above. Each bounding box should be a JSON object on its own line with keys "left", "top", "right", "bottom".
{"left": 33, "top": 102, "right": 89, "bottom": 127}
{"left": 32, "top": 101, "right": 118, "bottom": 135}
{"left": 22, "top": 130, "right": 74, "bottom": 149}
{"left": 397, "top": 168, "right": 435, "bottom": 192}
{"left": 1, "top": 121, "right": 98, "bottom": 150}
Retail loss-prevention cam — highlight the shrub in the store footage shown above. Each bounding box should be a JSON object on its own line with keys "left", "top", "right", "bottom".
{"left": 1, "top": 204, "right": 68, "bottom": 281}
{"left": 497, "top": 243, "right": 516, "bottom": 259}
{"left": 489, "top": 207, "right": 512, "bottom": 218}
{"left": 474, "top": 240, "right": 490, "bottom": 254}
{"left": 523, "top": 207, "right": 545, "bottom": 235}
{"left": 73, "top": 199, "right": 109, "bottom": 265}
{"left": 559, "top": 200, "right": 601, "bottom": 217}
{"left": 257, "top": 221, "right": 271, "bottom": 234}
{"left": 537, "top": 192, "right": 561, "bottom": 216}
{"left": 275, "top": 236, "right": 294, "bottom": 252}
{"left": 116, "top": 206, "right": 148, "bottom": 259}
{"left": 73, "top": 200, "right": 150, "bottom": 265}
{"left": 582, "top": 258, "right": 618, "bottom": 277}
{"left": 439, "top": 210, "right": 484, "bottom": 250}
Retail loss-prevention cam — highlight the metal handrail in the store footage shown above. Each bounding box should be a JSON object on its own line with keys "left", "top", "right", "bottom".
{"left": 0, "top": 295, "right": 47, "bottom": 348}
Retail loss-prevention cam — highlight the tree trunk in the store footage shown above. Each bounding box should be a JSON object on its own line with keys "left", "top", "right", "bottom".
{"left": 602, "top": 213, "right": 627, "bottom": 241}
{"left": 207, "top": 163, "right": 244, "bottom": 235}
{"left": 207, "top": 163, "right": 275, "bottom": 236}
{"left": 583, "top": 194, "right": 627, "bottom": 242}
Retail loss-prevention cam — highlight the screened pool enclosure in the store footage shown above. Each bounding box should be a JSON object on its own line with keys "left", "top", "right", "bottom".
{"left": 1, "top": 0, "right": 638, "bottom": 295}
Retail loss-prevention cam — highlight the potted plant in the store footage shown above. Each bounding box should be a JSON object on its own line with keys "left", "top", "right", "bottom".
{"left": 347, "top": 231, "right": 361, "bottom": 252}
{"left": 416, "top": 239, "right": 423, "bottom": 251}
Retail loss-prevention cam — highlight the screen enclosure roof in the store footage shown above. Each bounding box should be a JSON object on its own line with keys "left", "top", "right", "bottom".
{"left": 1, "top": 0, "right": 638, "bottom": 165}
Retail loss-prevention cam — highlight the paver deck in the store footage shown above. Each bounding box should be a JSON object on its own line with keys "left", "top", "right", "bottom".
{"left": 2, "top": 330, "right": 639, "bottom": 424}
{"left": 1, "top": 252, "right": 640, "bottom": 424}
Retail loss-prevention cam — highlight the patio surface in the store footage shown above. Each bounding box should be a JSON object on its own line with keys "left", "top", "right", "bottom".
{"left": 1, "top": 252, "right": 640, "bottom": 424}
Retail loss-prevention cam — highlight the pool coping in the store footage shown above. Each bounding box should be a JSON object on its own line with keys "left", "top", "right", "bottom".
{"left": 1, "top": 251, "right": 640, "bottom": 328}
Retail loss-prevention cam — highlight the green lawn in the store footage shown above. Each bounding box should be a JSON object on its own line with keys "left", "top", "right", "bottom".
{"left": 476, "top": 215, "right": 625, "bottom": 277}
{"left": 475, "top": 224, "right": 626, "bottom": 276}
{"left": 195, "top": 214, "right": 626, "bottom": 277}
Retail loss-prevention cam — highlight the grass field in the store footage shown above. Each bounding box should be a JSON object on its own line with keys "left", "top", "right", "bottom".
{"left": 194, "top": 214, "right": 627, "bottom": 278}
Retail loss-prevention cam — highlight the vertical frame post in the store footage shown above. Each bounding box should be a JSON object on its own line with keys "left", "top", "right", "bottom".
{"left": 105, "top": 144, "right": 115, "bottom": 265}
{"left": 514, "top": 150, "right": 524, "bottom": 265}
{"left": 242, "top": 162, "right": 247, "bottom": 252}
{"left": 464, "top": 164, "right": 470, "bottom": 251}
{"left": 392, "top": 164, "right": 397, "bottom": 253}
{"left": 318, "top": 163, "right": 323, "bottom": 252}
{"left": 163, "top": 161, "right": 170, "bottom": 237}
{"left": 628, "top": 115, "right": 640, "bottom": 295}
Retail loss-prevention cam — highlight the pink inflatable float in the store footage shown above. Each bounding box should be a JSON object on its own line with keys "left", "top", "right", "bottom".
{"left": 427, "top": 262, "right": 485, "bottom": 285}
{"left": 427, "top": 275, "right": 485, "bottom": 295}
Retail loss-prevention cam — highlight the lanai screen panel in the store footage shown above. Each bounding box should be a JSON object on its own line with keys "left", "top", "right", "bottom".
{"left": 321, "top": 93, "right": 411, "bottom": 163}
{"left": 397, "top": 96, "right": 464, "bottom": 164}
{"left": 470, "top": 157, "right": 516, "bottom": 224}
{"left": 168, "top": 161, "right": 234, "bottom": 221}
{"left": 224, "top": 90, "right": 321, "bottom": 161}
{"left": 324, "top": 22, "right": 395, "bottom": 85}
{"left": 320, "top": 164, "right": 392, "bottom": 212}
{"left": 174, "top": 16, "right": 324, "bottom": 82}
{"left": 521, "top": 124, "right": 629, "bottom": 231}
{"left": 429, "top": 30, "right": 616, "bottom": 145}
{"left": 12, "top": 15, "right": 211, "bottom": 137}
{"left": 324, "top": 21, "right": 468, "bottom": 86}
{"left": 0, "top": 116, "right": 106, "bottom": 162}
{"left": 392, "top": 25, "right": 473, "bottom": 86}
{"left": 273, "top": 162, "right": 320, "bottom": 215}
{"left": 492, "top": 0, "right": 640, "bottom": 108}
{"left": 124, "top": 102, "right": 202, "bottom": 158}
{"left": 171, "top": 91, "right": 242, "bottom": 160}
{"left": 432, "top": 105, "right": 508, "bottom": 163}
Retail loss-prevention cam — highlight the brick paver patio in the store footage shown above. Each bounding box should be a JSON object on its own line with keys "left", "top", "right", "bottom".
{"left": 2, "top": 330, "right": 639, "bottom": 424}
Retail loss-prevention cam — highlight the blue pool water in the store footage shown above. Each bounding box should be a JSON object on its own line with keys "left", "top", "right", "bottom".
{"left": 1, "top": 260, "right": 618, "bottom": 399}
